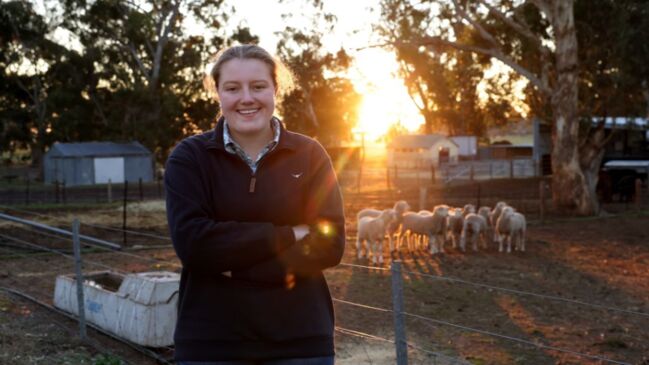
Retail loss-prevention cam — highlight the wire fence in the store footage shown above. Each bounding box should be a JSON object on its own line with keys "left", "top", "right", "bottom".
{"left": 0, "top": 213, "right": 645, "bottom": 364}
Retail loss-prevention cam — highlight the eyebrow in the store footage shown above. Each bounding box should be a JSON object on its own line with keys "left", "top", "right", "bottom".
{"left": 221, "top": 80, "right": 270, "bottom": 85}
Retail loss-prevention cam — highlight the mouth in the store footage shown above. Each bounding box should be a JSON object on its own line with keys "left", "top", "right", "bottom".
{"left": 237, "top": 108, "right": 260, "bottom": 116}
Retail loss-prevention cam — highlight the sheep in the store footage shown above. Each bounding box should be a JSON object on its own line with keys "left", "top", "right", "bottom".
{"left": 356, "top": 209, "right": 397, "bottom": 264}
{"left": 357, "top": 200, "right": 410, "bottom": 252}
{"left": 490, "top": 201, "right": 509, "bottom": 242}
{"left": 460, "top": 213, "right": 488, "bottom": 252}
{"left": 477, "top": 206, "right": 493, "bottom": 246}
{"left": 446, "top": 208, "right": 464, "bottom": 249}
{"left": 495, "top": 207, "right": 527, "bottom": 253}
{"left": 462, "top": 204, "right": 476, "bottom": 217}
{"left": 400, "top": 205, "right": 449, "bottom": 254}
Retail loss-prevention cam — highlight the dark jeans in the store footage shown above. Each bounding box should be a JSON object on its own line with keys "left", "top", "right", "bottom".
{"left": 177, "top": 356, "right": 335, "bottom": 365}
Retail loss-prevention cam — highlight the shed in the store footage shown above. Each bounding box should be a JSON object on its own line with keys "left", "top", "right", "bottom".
{"left": 387, "top": 134, "right": 459, "bottom": 168}
{"left": 43, "top": 142, "right": 153, "bottom": 186}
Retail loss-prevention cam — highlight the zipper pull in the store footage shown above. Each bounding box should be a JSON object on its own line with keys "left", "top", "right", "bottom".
{"left": 249, "top": 176, "right": 256, "bottom": 193}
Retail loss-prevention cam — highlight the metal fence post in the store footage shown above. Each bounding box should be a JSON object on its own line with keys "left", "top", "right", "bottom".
{"left": 72, "top": 218, "right": 87, "bottom": 340}
{"left": 123, "top": 181, "right": 128, "bottom": 245}
{"left": 25, "top": 177, "right": 30, "bottom": 205}
{"left": 539, "top": 181, "right": 545, "bottom": 223}
{"left": 419, "top": 187, "right": 427, "bottom": 211}
{"left": 635, "top": 178, "right": 642, "bottom": 210}
{"left": 391, "top": 260, "right": 408, "bottom": 365}
{"left": 107, "top": 179, "right": 112, "bottom": 204}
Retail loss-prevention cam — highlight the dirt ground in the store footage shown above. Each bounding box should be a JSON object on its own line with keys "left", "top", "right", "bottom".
{"left": 1, "top": 195, "right": 648, "bottom": 364}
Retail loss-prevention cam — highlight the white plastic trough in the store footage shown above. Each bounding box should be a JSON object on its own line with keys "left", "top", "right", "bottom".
{"left": 53, "top": 270, "right": 179, "bottom": 347}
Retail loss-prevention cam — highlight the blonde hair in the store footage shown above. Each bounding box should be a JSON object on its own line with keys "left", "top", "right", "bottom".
{"left": 204, "top": 44, "right": 295, "bottom": 102}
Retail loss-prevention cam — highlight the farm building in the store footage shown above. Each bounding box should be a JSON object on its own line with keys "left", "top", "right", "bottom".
{"left": 43, "top": 142, "right": 154, "bottom": 186}
{"left": 387, "top": 134, "right": 459, "bottom": 168}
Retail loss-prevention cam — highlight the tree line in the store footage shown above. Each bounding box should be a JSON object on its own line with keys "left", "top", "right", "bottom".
{"left": 1, "top": 0, "right": 648, "bottom": 215}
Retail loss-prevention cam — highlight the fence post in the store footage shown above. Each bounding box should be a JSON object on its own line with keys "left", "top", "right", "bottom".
{"left": 107, "top": 179, "right": 112, "bottom": 204}
{"left": 72, "top": 218, "right": 87, "bottom": 340}
{"left": 635, "top": 178, "right": 642, "bottom": 210}
{"left": 25, "top": 177, "right": 30, "bottom": 205}
{"left": 55, "top": 180, "right": 60, "bottom": 204}
{"left": 391, "top": 260, "right": 408, "bottom": 365}
{"left": 123, "top": 181, "right": 128, "bottom": 245}
{"left": 430, "top": 164, "right": 436, "bottom": 186}
{"left": 138, "top": 177, "right": 144, "bottom": 201}
{"left": 539, "top": 181, "right": 545, "bottom": 223}
{"left": 510, "top": 160, "right": 514, "bottom": 179}
{"left": 419, "top": 187, "right": 427, "bottom": 211}
{"left": 62, "top": 181, "right": 67, "bottom": 205}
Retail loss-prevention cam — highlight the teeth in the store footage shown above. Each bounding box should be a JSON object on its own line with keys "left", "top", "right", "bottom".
{"left": 239, "top": 109, "right": 258, "bottom": 115}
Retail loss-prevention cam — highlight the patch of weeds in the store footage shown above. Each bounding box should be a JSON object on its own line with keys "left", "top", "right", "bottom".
{"left": 93, "top": 354, "right": 126, "bottom": 365}
{"left": 596, "top": 339, "right": 628, "bottom": 349}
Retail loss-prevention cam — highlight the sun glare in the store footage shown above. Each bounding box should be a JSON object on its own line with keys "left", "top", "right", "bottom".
{"left": 349, "top": 49, "right": 424, "bottom": 142}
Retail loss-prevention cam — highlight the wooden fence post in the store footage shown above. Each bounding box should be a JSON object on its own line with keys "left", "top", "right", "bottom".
{"left": 391, "top": 261, "right": 408, "bottom": 365}
{"left": 72, "top": 218, "right": 87, "bottom": 340}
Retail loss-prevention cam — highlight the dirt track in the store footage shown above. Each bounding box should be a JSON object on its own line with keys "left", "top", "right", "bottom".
{"left": 1, "top": 199, "right": 648, "bottom": 364}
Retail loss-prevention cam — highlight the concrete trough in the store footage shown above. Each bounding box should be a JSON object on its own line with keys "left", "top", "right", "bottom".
{"left": 53, "top": 270, "right": 179, "bottom": 347}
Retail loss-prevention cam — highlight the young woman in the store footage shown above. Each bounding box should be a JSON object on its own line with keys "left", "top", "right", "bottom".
{"left": 165, "top": 44, "right": 345, "bottom": 365}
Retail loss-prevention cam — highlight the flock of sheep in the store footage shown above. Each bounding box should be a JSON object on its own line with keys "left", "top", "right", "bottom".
{"left": 355, "top": 200, "right": 527, "bottom": 264}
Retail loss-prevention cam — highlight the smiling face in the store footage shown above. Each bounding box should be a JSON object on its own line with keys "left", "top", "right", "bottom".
{"left": 217, "top": 58, "right": 276, "bottom": 142}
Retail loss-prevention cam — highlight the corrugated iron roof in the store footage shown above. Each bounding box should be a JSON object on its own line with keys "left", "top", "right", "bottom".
{"left": 47, "top": 142, "right": 151, "bottom": 157}
{"left": 389, "top": 134, "right": 457, "bottom": 149}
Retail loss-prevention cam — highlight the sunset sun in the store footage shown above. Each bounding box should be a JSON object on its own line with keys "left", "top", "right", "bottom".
{"left": 349, "top": 48, "right": 424, "bottom": 142}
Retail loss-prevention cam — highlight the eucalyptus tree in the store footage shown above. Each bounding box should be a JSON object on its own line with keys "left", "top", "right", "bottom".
{"left": 0, "top": 1, "right": 75, "bottom": 167}
{"left": 60, "top": 0, "right": 245, "bottom": 161}
{"left": 378, "top": 0, "right": 517, "bottom": 137}
{"left": 378, "top": 0, "right": 649, "bottom": 215}
{"left": 275, "top": 3, "right": 361, "bottom": 146}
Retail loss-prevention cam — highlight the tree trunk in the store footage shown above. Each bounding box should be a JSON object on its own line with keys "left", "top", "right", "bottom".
{"left": 548, "top": 0, "right": 598, "bottom": 215}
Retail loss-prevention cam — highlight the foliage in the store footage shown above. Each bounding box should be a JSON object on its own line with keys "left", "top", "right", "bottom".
{"left": 275, "top": 4, "right": 361, "bottom": 145}
{"left": 377, "top": 0, "right": 522, "bottom": 136}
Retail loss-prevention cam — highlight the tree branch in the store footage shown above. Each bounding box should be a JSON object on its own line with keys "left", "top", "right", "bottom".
{"left": 413, "top": 36, "right": 552, "bottom": 95}
{"left": 151, "top": 1, "right": 181, "bottom": 90}
{"left": 451, "top": 0, "right": 500, "bottom": 48}
{"left": 478, "top": 0, "right": 553, "bottom": 57}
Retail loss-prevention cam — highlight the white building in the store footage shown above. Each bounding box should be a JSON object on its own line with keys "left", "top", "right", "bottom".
{"left": 387, "top": 134, "right": 459, "bottom": 168}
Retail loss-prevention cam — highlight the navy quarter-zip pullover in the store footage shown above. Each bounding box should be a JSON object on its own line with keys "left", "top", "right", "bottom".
{"left": 165, "top": 117, "right": 345, "bottom": 361}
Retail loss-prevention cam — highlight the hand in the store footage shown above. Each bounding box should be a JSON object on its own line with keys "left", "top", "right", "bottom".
{"left": 292, "top": 224, "right": 310, "bottom": 241}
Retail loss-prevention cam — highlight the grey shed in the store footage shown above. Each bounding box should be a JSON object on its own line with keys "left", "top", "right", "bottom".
{"left": 43, "top": 142, "right": 154, "bottom": 186}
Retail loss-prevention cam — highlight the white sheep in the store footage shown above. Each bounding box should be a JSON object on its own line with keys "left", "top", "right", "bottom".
{"left": 356, "top": 209, "right": 397, "bottom": 264}
{"left": 462, "top": 204, "right": 476, "bottom": 217}
{"left": 400, "top": 205, "right": 449, "bottom": 254}
{"left": 495, "top": 207, "right": 527, "bottom": 253}
{"left": 490, "top": 201, "right": 509, "bottom": 242}
{"left": 357, "top": 200, "right": 410, "bottom": 252}
{"left": 460, "top": 213, "right": 488, "bottom": 252}
{"left": 477, "top": 206, "right": 493, "bottom": 246}
{"left": 446, "top": 208, "right": 464, "bottom": 249}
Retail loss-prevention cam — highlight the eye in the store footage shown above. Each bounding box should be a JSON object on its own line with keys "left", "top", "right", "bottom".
{"left": 253, "top": 83, "right": 268, "bottom": 91}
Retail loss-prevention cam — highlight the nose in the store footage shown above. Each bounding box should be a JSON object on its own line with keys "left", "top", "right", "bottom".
{"left": 241, "top": 86, "right": 254, "bottom": 103}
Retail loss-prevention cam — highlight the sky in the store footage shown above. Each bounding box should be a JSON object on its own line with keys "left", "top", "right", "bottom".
{"left": 220, "top": 0, "right": 427, "bottom": 141}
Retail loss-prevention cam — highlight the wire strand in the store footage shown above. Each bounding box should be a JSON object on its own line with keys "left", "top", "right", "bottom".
{"left": 401, "top": 268, "right": 649, "bottom": 319}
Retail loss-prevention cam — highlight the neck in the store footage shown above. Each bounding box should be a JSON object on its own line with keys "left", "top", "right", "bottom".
{"left": 229, "top": 124, "right": 274, "bottom": 158}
